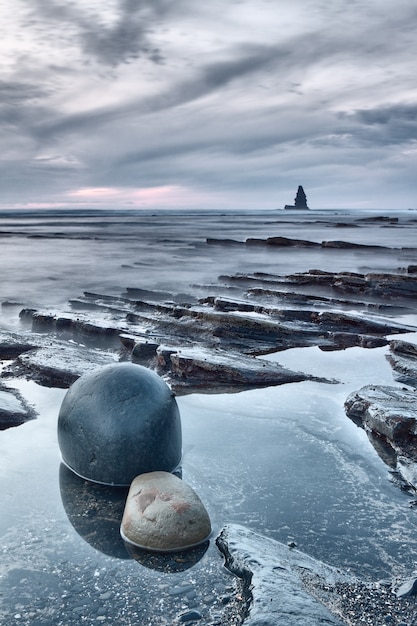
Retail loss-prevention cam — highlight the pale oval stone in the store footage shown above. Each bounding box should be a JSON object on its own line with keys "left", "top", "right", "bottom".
{"left": 120, "top": 472, "right": 211, "bottom": 552}
{"left": 57, "top": 363, "right": 182, "bottom": 486}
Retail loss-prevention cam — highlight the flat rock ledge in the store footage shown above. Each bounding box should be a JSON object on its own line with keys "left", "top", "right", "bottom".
{"left": 216, "top": 523, "right": 348, "bottom": 626}
{"left": 150, "top": 345, "right": 334, "bottom": 393}
{"left": 216, "top": 524, "right": 417, "bottom": 626}
{"left": 3, "top": 340, "right": 118, "bottom": 388}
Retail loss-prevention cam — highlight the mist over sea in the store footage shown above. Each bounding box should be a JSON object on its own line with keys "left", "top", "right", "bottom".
{"left": 1, "top": 207, "right": 416, "bottom": 315}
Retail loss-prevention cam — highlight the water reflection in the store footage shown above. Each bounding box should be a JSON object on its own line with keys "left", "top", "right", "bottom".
{"left": 59, "top": 463, "right": 130, "bottom": 559}
{"left": 59, "top": 464, "right": 207, "bottom": 570}
{"left": 125, "top": 541, "right": 209, "bottom": 572}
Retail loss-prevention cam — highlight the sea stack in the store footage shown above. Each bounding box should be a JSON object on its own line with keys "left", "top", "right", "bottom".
{"left": 284, "top": 185, "right": 309, "bottom": 210}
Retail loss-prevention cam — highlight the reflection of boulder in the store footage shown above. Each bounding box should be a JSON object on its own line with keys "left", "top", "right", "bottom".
{"left": 59, "top": 463, "right": 130, "bottom": 559}
{"left": 125, "top": 541, "right": 209, "bottom": 573}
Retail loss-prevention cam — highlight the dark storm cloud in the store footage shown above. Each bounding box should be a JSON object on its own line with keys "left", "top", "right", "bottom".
{"left": 0, "top": 80, "right": 47, "bottom": 104}
{"left": 25, "top": 0, "right": 178, "bottom": 66}
{"left": 355, "top": 105, "right": 417, "bottom": 126}
{"left": 343, "top": 105, "right": 417, "bottom": 145}
{"left": 79, "top": 0, "right": 169, "bottom": 66}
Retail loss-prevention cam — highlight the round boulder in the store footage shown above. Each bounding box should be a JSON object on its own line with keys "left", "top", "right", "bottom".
{"left": 120, "top": 471, "right": 211, "bottom": 552}
{"left": 57, "top": 363, "right": 182, "bottom": 486}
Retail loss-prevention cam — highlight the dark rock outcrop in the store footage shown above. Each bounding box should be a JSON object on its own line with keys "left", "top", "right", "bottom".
{"left": 284, "top": 185, "right": 309, "bottom": 210}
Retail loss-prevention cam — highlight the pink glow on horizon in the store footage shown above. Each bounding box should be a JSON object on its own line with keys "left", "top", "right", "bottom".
{"left": 67, "top": 185, "right": 210, "bottom": 207}
{"left": 0, "top": 186, "right": 231, "bottom": 211}
{"left": 0, "top": 201, "right": 71, "bottom": 210}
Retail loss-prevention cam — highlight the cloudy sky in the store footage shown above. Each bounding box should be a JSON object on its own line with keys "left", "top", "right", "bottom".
{"left": 1, "top": 0, "right": 416, "bottom": 211}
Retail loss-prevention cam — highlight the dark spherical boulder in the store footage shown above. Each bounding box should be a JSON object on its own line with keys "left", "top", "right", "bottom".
{"left": 57, "top": 363, "right": 182, "bottom": 486}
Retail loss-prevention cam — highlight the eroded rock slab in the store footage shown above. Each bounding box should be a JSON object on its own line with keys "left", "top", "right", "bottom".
{"left": 221, "top": 269, "right": 417, "bottom": 307}
{"left": 0, "top": 330, "right": 41, "bottom": 359}
{"left": 3, "top": 342, "right": 119, "bottom": 388}
{"left": 5, "top": 270, "right": 417, "bottom": 394}
{"left": 154, "top": 345, "right": 334, "bottom": 394}
{"left": 216, "top": 524, "right": 348, "bottom": 626}
{"left": 345, "top": 385, "right": 417, "bottom": 443}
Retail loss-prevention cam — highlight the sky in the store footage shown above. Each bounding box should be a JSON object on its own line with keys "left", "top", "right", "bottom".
{"left": 1, "top": 0, "right": 416, "bottom": 211}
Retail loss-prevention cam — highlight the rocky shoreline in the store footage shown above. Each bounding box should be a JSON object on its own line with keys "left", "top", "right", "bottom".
{"left": 1, "top": 264, "right": 417, "bottom": 624}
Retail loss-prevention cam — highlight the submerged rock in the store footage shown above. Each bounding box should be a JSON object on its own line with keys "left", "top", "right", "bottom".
{"left": 120, "top": 472, "right": 211, "bottom": 552}
{"left": 58, "top": 363, "right": 182, "bottom": 486}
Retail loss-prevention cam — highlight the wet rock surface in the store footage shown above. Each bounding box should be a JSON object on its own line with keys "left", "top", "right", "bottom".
{"left": 2, "top": 268, "right": 415, "bottom": 395}
{"left": 343, "top": 335, "right": 417, "bottom": 493}
{"left": 387, "top": 340, "right": 417, "bottom": 387}
{"left": 217, "top": 524, "right": 417, "bottom": 626}
{"left": 216, "top": 524, "right": 348, "bottom": 625}
{"left": 345, "top": 385, "right": 417, "bottom": 446}
{"left": 345, "top": 382, "right": 417, "bottom": 491}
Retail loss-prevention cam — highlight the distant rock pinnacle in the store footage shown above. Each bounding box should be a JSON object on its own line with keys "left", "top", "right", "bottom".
{"left": 284, "top": 185, "right": 309, "bottom": 210}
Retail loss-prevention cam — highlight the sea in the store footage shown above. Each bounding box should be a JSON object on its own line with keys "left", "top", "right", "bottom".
{"left": 1, "top": 207, "right": 417, "bottom": 625}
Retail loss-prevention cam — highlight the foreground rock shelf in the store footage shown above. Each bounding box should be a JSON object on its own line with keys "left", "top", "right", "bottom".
{"left": 216, "top": 524, "right": 417, "bottom": 626}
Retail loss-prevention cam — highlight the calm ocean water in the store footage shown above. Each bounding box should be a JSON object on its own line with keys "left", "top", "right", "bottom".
{"left": 1, "top": 207, "right": 416, "bottom": 313}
